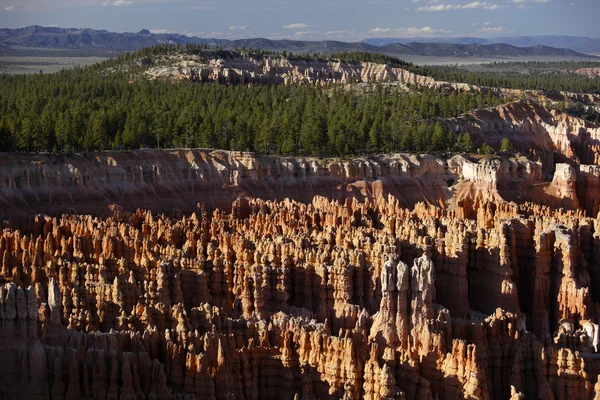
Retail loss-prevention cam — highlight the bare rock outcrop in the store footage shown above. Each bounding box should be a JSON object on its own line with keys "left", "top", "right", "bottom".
{"left": 448, "top": 100, "right": 600, "bottom": 167}
{"left": 143, "top": 54, "right": 463, "bottom": 91}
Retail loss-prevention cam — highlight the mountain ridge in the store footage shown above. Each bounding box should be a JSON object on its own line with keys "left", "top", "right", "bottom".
{"left": 364, "top": 35, "right": 600, "bottom": 55}
{"left": 0, "top": 26, "right": 597, "bottom": 59}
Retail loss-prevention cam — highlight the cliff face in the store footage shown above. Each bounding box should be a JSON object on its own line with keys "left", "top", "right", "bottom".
{"left": 0, "top": 149, "right": 584, "bottom": 222}
{"left": 575, "top": 68, "right": 600, "bottom": 78}
{"left": 448, "top": 101, "right": 600, "bottom": 166}
{"left": 0, "top": 150, "right": 457, "bottom": 220}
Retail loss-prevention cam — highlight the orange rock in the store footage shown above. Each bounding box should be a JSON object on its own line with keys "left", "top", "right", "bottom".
{"left": 0, "top": 167, "right": 598, "bottom": 399}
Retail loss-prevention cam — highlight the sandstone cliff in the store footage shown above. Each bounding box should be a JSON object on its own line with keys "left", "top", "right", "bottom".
{"left": 1, "top": 148, "right": 590, "bottom": 222}
{"left": 447, "top": 100, "right": 600, "bottom": 167}
{"left": 575, "top": 68, "right": 600, "bottom": 78}
{"left": 0, "top": 150, "right": 457, "bottom": 220}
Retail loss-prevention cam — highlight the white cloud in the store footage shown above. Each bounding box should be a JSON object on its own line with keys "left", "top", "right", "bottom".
{"left": 371, "top": 27, "right": 391, "bottom": 33}
{"left": 103, "top": 0, "right": 133, "bottom": 6}
{"left": 417, "top": 2, "right": 503, "bottom": 11}
{"left": 269, "top": 29, "right": 357, "bottom": 40}
{"left": 478, "top": 25, "right": 513, "bottom": 33}
{"left": 370, "top": 26, "right": 453, "bottom": 35}
{"left": 4, "top": 5, "right": 15, "bottom": 10}
{"left": 149, "top": 29, "right": 172, "bottom": 34}
{"left": 185, "top": 31, "right": 233, "bottom": 38}
{"left": 512, "top": 0, "right": 550, "bottom": 3}
{"left": 398, "top": 26, "right": 452, "bottom": 34}
{"left": 282, "top": 23, "right": 309, "bottom": 29}
{"left": 228, "top": 25, "right": 247, "bottom": 30}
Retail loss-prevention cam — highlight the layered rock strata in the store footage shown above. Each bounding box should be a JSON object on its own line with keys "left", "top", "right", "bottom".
{"left": 2, "top": 147, "right": 596, "bottom": 222}
{"left": 447, "top": 100, "right": 600, "bottom": 167}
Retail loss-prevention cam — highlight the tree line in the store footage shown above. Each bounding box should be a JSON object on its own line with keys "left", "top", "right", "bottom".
{"left": 416, "top": 64, "right": 600, "bottom": 95}
{"left": 0, "top": 63, "right": 508, "bottom": 155}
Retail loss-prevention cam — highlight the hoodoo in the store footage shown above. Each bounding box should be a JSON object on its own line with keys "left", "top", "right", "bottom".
{"left": 0, "top": 147, "right": 599, "bottom": 399}
{"left": 1, "top": 25, "right": 600, "bottom": 400}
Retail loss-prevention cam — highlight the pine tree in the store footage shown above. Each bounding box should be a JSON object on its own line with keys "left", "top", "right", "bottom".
{"left": 431, "top": 122, "right": 446, "bottom": 152}
{"left": 500, "top": 137, "right": 514, "bottom": 153}
{"left": 478, "top": 142, "right": 495, "bottom": 156}
{"left": 458, "top": 132, "right": 473, "bottom": 153}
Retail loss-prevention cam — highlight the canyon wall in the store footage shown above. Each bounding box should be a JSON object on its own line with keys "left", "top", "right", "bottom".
{"left": 5, "top": 143, "right": 600, "bottom": 223}
{"left": 0, "top": 148, "right": 588, "bottom": 223}
{"left": 447, "top": 100, "right": 600, "bottom": 167}
{"left": 0, "top": 150, "right": 457, "bottom": 221}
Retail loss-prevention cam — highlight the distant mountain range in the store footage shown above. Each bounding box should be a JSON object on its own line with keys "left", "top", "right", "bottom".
{"left": 0, "top": 26, "right": 597, "bottom": 60}
{"left": 0, "top": 26, "right": 213, "bottom": 53}
{"left": 364, "top": 36, "right": 600, "bottom": 55}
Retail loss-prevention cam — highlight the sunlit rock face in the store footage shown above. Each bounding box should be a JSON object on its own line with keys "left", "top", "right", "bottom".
{"left": 2, "top": 105, "right": 600, "bottom": 400}
{"left": 0, "top": 183, "right": 599, "bottom": 399}
{"left": 143, "top": 55, "right": 450, "bottom": 88}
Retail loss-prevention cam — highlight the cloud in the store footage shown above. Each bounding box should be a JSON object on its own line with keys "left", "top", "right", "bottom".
{"left": 371, "top": 27, "right": 391, "bottom": 33}
{"left": 185, "top": 31, "right": 233, "bottom": 38}
{"left": 149, "top": 29, "right": 172, "bottom": 34}
{"left": 103, "top": 0, "right": 133, "bottom": 6}
{"left": 398, "top": 26, "right": 453, "bottom": 34}
{"left": 269, "top": 29, "right": 357, "bottom": 40}
{"left": 512, "top": 0, "right": 550, "bottom": 6}
{"left": 416, "top": 2, "right": 503, "bottom": 11}
{"left": 228, "top": 25, "right": 247, "bottom": 30}
{"left": 282, "top": 23, "right": 309, "bottom": 29}
{"left": 370, "top": 26, "right": 453, "bottom": 35}
{"left": 478, "top": 25, "right": 513, "bottom": 32}
{"left": 4, "top": 5, "right": 15, "bottom": 10}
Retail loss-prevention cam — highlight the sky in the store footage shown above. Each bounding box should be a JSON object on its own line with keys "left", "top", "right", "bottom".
{"left": 0, "top": 0, "right": 598, "bottom": 41}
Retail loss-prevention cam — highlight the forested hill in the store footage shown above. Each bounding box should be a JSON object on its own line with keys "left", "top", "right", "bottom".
{"left": 0, "top": 26, "right": 596, "bottom": 59}
{"left": 112, "top": 45, "right": 600, "bottom": 94}
{"left": 0, "top": 48, "right": 509, "bottom": 155}
{"left": 1, "top": 47, "right": 599, "bottom": 157}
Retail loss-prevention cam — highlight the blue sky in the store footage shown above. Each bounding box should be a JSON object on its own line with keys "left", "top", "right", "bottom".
{"left": 0, "top": 0, "right": 598, "bottom": 41}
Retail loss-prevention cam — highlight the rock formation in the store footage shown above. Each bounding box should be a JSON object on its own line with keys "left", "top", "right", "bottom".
{"left": 575, "top": 68, "right": 600, "bottom": 78}
{"left": 447, "top": 100, "right": 600, "bottom": 167}
{"left": 0, "top": 184, "right": 598, "bottom": 398}
{"left": 3, "top": 100, "right": 600, "bottom": 399}
{"left": 143, "top": 54, "right": 458, "bottom": 90}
